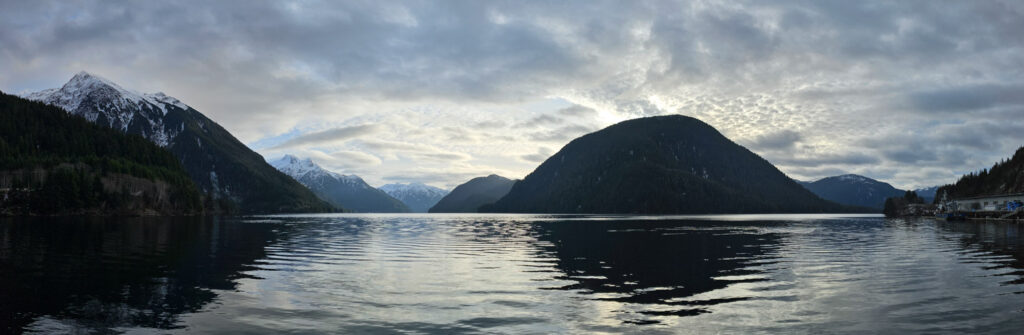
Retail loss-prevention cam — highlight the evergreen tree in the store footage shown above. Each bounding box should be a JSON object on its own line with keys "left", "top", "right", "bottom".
{"left": 0, "top": 91, "right": 203, "bottom": 215}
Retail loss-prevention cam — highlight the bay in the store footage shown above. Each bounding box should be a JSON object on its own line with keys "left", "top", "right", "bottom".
{"left": 2, "top": 214, "right": 1023, "bottom": 334}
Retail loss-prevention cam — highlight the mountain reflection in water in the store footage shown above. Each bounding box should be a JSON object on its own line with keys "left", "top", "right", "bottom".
{"left": 0, "top": 216, "right": 278, "bottom": 332}
{"left": 1, "top": 214, "right": 1024, "bottom": 334}
{"left": 531, "top": 220, "right": 784, "bottom": 319}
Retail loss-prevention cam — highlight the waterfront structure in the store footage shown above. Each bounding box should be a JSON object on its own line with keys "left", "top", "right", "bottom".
{"left": 954, "top": 193, "right": 1024, "bottom": 212}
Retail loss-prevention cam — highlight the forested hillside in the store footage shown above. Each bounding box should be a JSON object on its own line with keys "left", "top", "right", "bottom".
{"left": 430, "top": 175, "right": 515, "bottom": 213}
{"left": 487, "top": 115, "right": 854, "bottom": 214}
{"left": 23, "top": 72, "right": 335, "bottom": 214}
{"left": 798, "top": 174, "right": 904, "bottom": 209}
{"left": 0, "top": 91, "right": 203, "bottom": 215}
{"left": 936, "top": 146, "right": 1024, "bottom": 200}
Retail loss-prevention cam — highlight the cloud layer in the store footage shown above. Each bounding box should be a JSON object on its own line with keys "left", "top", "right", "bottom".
{"left": 3, "top": 0, "right": 1023, "bottom": 189}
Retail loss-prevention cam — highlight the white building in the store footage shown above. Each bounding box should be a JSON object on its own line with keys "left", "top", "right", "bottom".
{"left": 955, "top": 193, "right": 1024, "bottom": 212}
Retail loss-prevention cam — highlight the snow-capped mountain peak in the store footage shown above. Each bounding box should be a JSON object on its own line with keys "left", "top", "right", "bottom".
{"left": 25, "top": 71, "right": 181, "bottom": 115}
{"left": 268, "top": 155, "right": 410, "bottom": 212}
{"left": 269, "top": 155, "right": 365, "bottom": 186}
{"left": 270, "top": 154, "right": 322, "bottom": 178}
{"left": 834, "top": 174, "right": 872, "bottom": 184}
{"left": 380, "top": 182, "right": 447, "bottom": 196}
{"left": 148, "top": 92, "right": 190, "bottom": 111}
{"left": 379, "top": 182, "right": 450, "bottom": 212}
{"left": 802, "top": 173, "right": 904, "bottom": 209}
{"left": 21, "top": 71, "right": 192, "bottom": 147}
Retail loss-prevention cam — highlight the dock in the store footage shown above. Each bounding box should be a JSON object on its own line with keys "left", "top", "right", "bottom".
{"left": 939, "top": 192, "right": 1024, "bottom": 222}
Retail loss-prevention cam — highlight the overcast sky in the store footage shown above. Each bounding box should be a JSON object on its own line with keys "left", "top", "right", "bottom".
{"left": 3, "top": 1, "right": 1023, "bottom": 189}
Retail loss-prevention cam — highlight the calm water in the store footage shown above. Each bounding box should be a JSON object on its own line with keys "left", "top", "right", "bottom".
{"left": 2, "top": 214, "right": 1024, "bottom": 334}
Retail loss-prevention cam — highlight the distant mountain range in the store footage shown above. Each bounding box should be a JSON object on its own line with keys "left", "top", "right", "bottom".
{"left": 486, "top": 115, "right": 853, "bottom": 214}
{"left": 912, "top": 185, "right": 939, "bottom": 203}
{"left": 0, "top": 91, "right": 202, "bottom": 215}
{"left": 429, "top": 175, "right": 516, "bottom": 213}
{"left": 23, "top": 72, "right": 333, "bottom": 213}
{"left": 379, "top": 183, "right": 448, "bottom": 213}
{"left": 797, "top": 175, "right": 941, "bottom": 208}
{"left": 797, "top": 174, "right": 904, "bottom": 210}
{"left": 16, "top": 72, "right": 963, "bottom": 216}
{"left": 270, "top": 155, "right": 409, "bottom": 213}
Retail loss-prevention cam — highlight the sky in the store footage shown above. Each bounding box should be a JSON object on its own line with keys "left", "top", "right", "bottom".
{"left": 2, "top": 0, "right": 1023, "bottom": 190}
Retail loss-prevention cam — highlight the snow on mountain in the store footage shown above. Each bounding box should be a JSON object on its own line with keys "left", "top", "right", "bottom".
{"left": 21, "top": 71, "right": 191, "bottom": 147}
{"left": 270, "top": 155, "right": 322, "bottom": 179}
{"left": 270, "top": 155, "right": 409, "bottom": 212}
{"left": 801, "top": 174, "right": 904, "bottom": 209}
{"left": 149, "top": 92, "right": 189, "bottom": 111}
{"left": 18, "top": 71, "right": 334, "bottom": 213}
{"left": 269, "top": 155, "right": 367, "bottom": 189}
{"left": 835, "top": 174, "right": 873, "bottom": 184}
{"left": 380, "top": 182, "right": 448, "bottom": 198}
{"left": 379, "top": 182, "right": 449, "bottom": 212}
{"left": 913, "top": 185, "right": 940, "bottom": 202}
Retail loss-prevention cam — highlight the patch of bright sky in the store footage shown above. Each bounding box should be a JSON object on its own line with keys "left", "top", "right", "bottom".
{"left": 252, "top": 97, "right": 581, "bottom": 188}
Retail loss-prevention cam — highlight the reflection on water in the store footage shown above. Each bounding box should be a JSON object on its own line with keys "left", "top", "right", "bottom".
{"left": 1, "top": 214, "right": 1024, "bottom": 334}
{"left": 937, "top": 220, "right": 1024, "bottom": 287}
{"left": 532, "top": 220, "right": 783, "bottom": 321}
{"left": 0, "top": 217, "right": 279, "bottom": 333}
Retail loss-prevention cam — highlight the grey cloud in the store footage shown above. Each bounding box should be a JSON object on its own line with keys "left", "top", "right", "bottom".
{"left": 330, "top": 150, "right": 383, "bottom": 167}
{"left": 270, "top": 124, "right": 381, "bottom": 149}
{"left": 520, "top": 147, "right": 554, "bottom": 163}
{"left": 514, "top": 114, "right": 564, "bottom": 129}
{"left": 473, "top": 120, "right": 506, "bottom": 129}
{"left": 854, "top": 119, "right": 1024, "bottom": 176}
{"left": 484, "top": 134, "right": 518, "bottom": 142}
{"left": 441, "top": 126, "right": 478, "bottom": 142}
{"left": 356, "top": 139, "right": 430, "bottom": 152}
{"left": 908, "top": 83, "right": 1024, "bottom": 113}
{"left": 353, "top": 139, "right": 470, "bottom": 162}
{"left": 4, "top": 1, "right": 1024, "bottom": 189}
{"left": 414, "top": 152, "right": 472, "bottom": 162}
{"left": 745, "top": 130, "right": 802, "bottom": 151}
{"left": 771, "top": 152, "right": 880, "bottom": 168}
{"left": 557, "top": 105, "right": 598, "bottom": 117}
{"left": 527, "top": 125, "right": 595, "bottom": 142}
{"left": 6, "top": 1, "right": 1024, "bottom": 106}
{"left": 881, "top": 146, "right": 935, "bottom": 164}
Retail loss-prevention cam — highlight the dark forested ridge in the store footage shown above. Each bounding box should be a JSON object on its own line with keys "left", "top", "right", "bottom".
{"left": 937, "top": 146, "right": 1024, "bottom": 200}
{"left": 487, "top": 115, "right": 857, "bottom": 214}
{"left": 22, "top": 73, "right": 335, "bottom": 214}
{"left": 164, "top": 108, "right": 335, "bottom": 214}
{"left": 429, "top": 175, "right": 515, "bottom": 213}
{"left": 0, "top": 91, "right": 202, "bottom": 215}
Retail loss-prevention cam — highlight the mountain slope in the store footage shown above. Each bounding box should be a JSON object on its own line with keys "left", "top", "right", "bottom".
{"left": 799, "top": 174, "right": 905, "bottom": 209}
{"left": 0, "top": 91, "right": 202, "bottom": 215}
{"left": 24, "top": 72, "right": 333, "bottom": 214}
{"left": 270, "top": 155, "right": 410, "bottom": 213}
{"left": 487, "top": 115, "right": 851, "bottom": 214}
{"left": 379, "top": 183, "right": 449, "bottom": 213}
{"left": 428, "top": 175, "right": 515, "bottom": 213}
{"left": 937, "top": 146, "right": 1024, "bottom": 200}
{"left": 913, "top": 185, "right": 939, "bottom": 203}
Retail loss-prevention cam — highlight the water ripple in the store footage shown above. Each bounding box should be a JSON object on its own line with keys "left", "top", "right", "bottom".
{"left": 4, "top": 215, "right": 1024, "bottom": 333}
